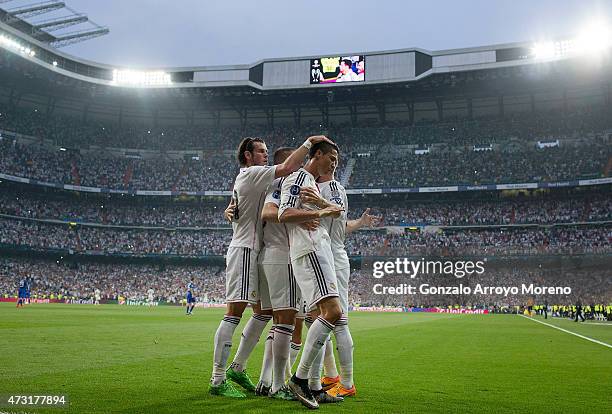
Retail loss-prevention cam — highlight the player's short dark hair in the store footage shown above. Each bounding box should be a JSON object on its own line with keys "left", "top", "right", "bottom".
{"left": 309, "top": 141, "right": 339, "bottom": 158}
{"left": 273, "top": 147, "right": 294, "bottom": 165}
{"left": 237, "top": 137, "right": 265, "bottom": 166}
{"left": 341, "top": 58, "right": 352, "bottom": 67}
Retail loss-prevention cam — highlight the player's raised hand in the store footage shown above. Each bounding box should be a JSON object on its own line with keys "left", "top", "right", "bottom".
{"left": 319, "top": 205, "right": 343, "bottom": 218}
{"left": 224, "top": 199, "right": 236, "bottom": 222}
{"left": 307, "top": 135, "right": 335, "bottom": 146}
{"left": 298, "top": 219, "right": 320, "bottom": 231}
{"left": 359, "top": 208, "right": 382, "bottom": 227}
{"left": 300, "top": 187, "right": 331, "bottom": 208}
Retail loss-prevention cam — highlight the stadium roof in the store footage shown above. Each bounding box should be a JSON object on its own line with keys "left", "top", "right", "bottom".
{"left": 0, "top": 1, "right": 108, "bottom": 47}
{"left": 0, "top": 16, "right": 610, "bottom": 127}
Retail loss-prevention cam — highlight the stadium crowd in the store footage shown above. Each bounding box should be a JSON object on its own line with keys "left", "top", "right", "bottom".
{"left": 0, "top": 194, "right": 228, "bottom": 226}
{"left": 2, "top": 103, "right": 611, "bottom": 150}
{"left": 1, "top": 192, "right": 610, "bottom": 227}
{"left": 344, "top": 227, "right": 611, "bottom": 256}
{"left": 0, "top": 218, "right": 228, "bottom": 256}
{"left": 0, "top": 216, "right": 609, "bottom": 257}
{"left": 346, "top": 263, "right": 612, "bottom": 308}
{"left": 350, "top": 143, "right": 610, "bottom": 188}
{"left": 1, "top": 135, "right": 609, "bottom": 191}
{"left": 0, "top": 258, "right": 225, "bottom": 303}
{"left": 1, "top": 257, "right": 609, "bottom": 312}
{"left": 1, "top": 105, "right": 610, "bottom": 191}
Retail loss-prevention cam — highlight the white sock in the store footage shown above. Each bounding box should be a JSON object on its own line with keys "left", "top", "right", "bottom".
{"left": 271, "top": 324, "right": 293, "bottom": 393}
{"left": 308, "top": 343, "right": 325, "bottom": 391}
{"left": 323, "top": 336, "right": 339, "bottom": 378}
{"left": 289, "top": 342, "right": 302, "bottom": 375}
{"left": 295, "top": 317, "right": 334, "bottom": 380}
{"left": 259, "top": 326, "right": 275, "bottom": 387}
{"left": 211, "top": 315, "right": 241, "bottom": 385}
{"left": 334, "top": 315, "right": 354, "bottom": 388}
{"left": 230, "top": 313, "right": 271, "bottom": 372}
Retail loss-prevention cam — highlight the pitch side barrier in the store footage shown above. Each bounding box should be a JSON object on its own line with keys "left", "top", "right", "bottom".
{"left": 1, "top": 171, "right": 610, "bottom": 196}
{"left": 2, "top": 214, "right": 610, "bottom": 233}
{"left": 351, "top": 306, "right": 489, "bottom": 314}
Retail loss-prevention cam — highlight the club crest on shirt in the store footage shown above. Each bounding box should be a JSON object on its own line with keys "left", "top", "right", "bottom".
{"left": 290, "top": 185, "right": 301, "bottom": 196}
{"left": 272, "top": 190, "right": 281, "bottom": 199}
{"left": 331, "top": 190, "right": 340, "bottom": 198}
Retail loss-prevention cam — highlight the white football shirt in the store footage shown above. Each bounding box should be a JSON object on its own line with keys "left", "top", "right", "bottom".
{"left": 319, "top": 180, "right": 350, "bottom": 270}
{"left": 229, "top": 165, "right": 277, "bottom": 251}
{"left": 260, "top": 177, "right": 290, "bottom": 265}
{"left": 278, "top": 168, "right": 331, "bottom": 261}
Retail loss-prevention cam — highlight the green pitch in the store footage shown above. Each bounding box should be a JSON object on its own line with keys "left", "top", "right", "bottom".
{"left": 0, "top": 304, "right": 610, "bottom": 413}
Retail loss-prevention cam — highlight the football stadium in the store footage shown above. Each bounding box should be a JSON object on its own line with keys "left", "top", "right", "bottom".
{"left": 0, "top": 1, "right": 611, "bottom": 413}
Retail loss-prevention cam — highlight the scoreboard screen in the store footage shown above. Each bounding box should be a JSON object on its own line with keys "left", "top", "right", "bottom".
{"left": 310, "top": 55, "right": 365, "bottom": 84}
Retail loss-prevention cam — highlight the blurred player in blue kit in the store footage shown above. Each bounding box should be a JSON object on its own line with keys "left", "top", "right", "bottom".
{"left": 186, "top": 279, "right": 196, "bottom": 315}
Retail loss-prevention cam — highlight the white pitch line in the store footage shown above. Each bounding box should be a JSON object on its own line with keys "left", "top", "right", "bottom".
{"left": 520, "top": 315, "right": 612, "bottom": 349}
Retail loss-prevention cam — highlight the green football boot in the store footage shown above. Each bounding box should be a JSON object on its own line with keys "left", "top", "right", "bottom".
{"left": 226, "top": 367, "right": 256, "bottom": 392}
{"left": 209, "top": 380, "right": 246, "bottom": 398}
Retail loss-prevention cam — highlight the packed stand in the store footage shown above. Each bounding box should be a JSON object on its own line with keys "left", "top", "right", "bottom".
{"left": 349, "top": 142, "right": 610, "bottom": 188}
{"left": 1, "top": 104, "right": 611, "bottom": 191}
{"left": 347, "top": 259, "right": 612, "bottom": 308}
{"left": 344, "top": 227, "right": 611, "bottom": 257}
{"left": 361, "top": 194, "right": 612, "bottom": 226}
{"left": 0, "top": 216, "right": 609, "bottom": 257}
{"left": 2, "top": 192, "right": 611, "bottom": 228}
{"left": 0, "top": 258, "right": 225, "bottom": 303}
{"left": 0, "top": 217, "right": 229, "bottom": 256}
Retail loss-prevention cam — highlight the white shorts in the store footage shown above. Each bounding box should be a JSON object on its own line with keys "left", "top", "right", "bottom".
{"left": 335, "top": 266, "right": 350, "bottom": 313}
{"left": 291, "top": 248, "right": 339, "bottom": 311}
{"left": 226, "top": 246, "right": 259, "bottom": 304}
{"left": 259, "top": 263, "right": 301, "bottom": 312}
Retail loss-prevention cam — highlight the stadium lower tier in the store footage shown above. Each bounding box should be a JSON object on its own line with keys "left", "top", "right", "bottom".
{"left": 0, "top": 216, "right": 610, "bottom": 257}
{"left": 2, "top": 256, "right": 610, "bottom": 308}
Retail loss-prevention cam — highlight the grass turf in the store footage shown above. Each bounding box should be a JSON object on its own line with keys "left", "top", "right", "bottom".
{"left": 0, "top": 303, "right": 610, "bottom": 413}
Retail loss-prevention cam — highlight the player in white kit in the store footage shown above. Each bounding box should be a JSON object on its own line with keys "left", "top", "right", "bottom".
{"left": 147, "top": 288, "right": 155, "bottom": 306}
{"left": 315, "top": 168, "right": 380, "bottom": 398}
{"left": 209, "top": 135, "right": 333, "bottom": 398}
{"left": 256, "top": 147, "right": 322, "bottom": 400}
{"left": 278, "top": 140, "right": 348, "bottom": 408}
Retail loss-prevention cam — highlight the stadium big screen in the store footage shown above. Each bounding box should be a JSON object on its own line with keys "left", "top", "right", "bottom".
{"left": 310, "top": 55, "right": 365, "bottom": 84}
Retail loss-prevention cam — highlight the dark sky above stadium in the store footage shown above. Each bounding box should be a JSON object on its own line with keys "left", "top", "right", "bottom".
{"left": 10, "top": 0, "right": 612, "bottom": 67}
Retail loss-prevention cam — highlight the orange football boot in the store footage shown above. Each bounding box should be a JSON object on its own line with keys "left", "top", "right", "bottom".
{"left": 327, "top": 382, "right": 356, "bottom": 398}
{"left": 320, "top": 375, "right": 340, "bottom": 392}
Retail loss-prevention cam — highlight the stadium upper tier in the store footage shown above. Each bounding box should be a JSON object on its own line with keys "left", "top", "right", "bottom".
{"left": 1, "top": 108, "right": 610, "bottom": 191}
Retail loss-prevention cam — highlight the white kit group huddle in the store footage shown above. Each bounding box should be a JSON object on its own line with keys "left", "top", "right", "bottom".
{"left": 209, "top": 135, "right": 379, "bottom": 409}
